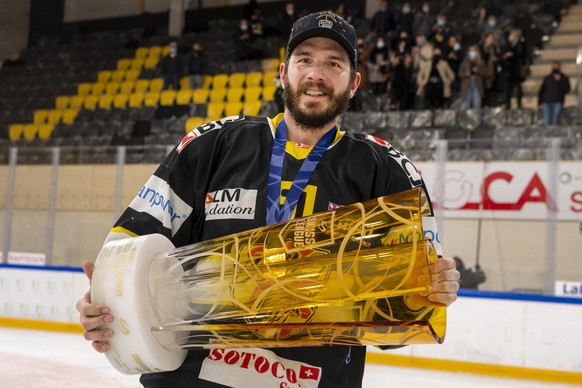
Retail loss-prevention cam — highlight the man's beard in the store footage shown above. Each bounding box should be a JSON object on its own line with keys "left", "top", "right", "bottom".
{"left": 283, "top": 72, "right": 351, "bottom": 131}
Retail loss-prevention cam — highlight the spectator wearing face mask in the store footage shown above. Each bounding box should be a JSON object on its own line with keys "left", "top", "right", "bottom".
{"left": 459, "top": 45, "right": 487, "bottom": 109}
{"left": 538, "top": 61, "right": 571, "bottom": 126}
{"left": 413, "top": 1, "right": 435, "bottom": 39}
{"left": 234, "top": 18, "right": 253, "bottom": 60}
{"left": 278, "top": 2, "right": 297, "bottom": 38}
{"left": 417, "top": 45, "right": 456, "bottom": 109}
{"left": 367, "top": 36, "right": 391, "bottom": 95}
{"left": 428, "top": 13, "right": 452, "bottom": 51}
{"left": 479, "top": 32, "right": 501, "bottom": 103}
{"left": 478, "top": 13, "right": 506, "bottom": 47}
{"left": 396, "top": 2, "right": 415, "bottom": 37}
{"left": 158, "top": 41, "right": 183, "bottom": 91}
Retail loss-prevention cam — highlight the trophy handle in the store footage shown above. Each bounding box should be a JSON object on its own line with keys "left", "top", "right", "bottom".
{"left": 91, "top": 233, "right": 187, "bottom": 375}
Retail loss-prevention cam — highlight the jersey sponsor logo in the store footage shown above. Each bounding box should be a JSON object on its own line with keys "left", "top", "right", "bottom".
{"left": 327, "top": 202, "right": 342, "bottom": 211}
{"left": 365, "top": 134, "right": 391, "bottom": 148}
{"left": 128, "top": 175, "right": 192, "bottom": 235}
{"left": 199, "top": 348, "right": 322, "bottom": 388}
{"left": 205, "top": 188, "right": 257, "bottom": 220}
{"left": 293, "top": 142, "right": 311, "bottom": 149}
{"left": 177, "top": 115, "right": 244, "bottom": 153}
{"left": 387, "top": 147, "right": 423, "bottom": 188}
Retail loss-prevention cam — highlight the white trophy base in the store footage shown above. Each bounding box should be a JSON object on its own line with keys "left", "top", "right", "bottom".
{"left": 91, "top": 233, "right": 188, "bottom": 375}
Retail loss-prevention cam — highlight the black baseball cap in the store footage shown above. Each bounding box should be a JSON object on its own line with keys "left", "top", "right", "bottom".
{"left": 286, "top": 11, "right": 358, "bottom": 69}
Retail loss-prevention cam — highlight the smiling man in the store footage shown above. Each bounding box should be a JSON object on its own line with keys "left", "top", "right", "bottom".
{"left": 77, "top": 11, "right": 460, "bottom": 388}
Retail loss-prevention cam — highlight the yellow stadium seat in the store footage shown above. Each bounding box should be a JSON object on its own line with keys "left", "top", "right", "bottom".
{"left": 202, "top": 75, "right": 212, "bottom": 89}
{"left": 262, "top": 85, "right": 277, "bottom": 101}
{"left": 33, "top": 110, "right": 49, "bottom": 124}
{"left": 120, "top": 81, "right": 134, "bottom": 94}
{"left": 129, "top": 93, "right": 144, "bottom": 107}
{"left": 263, "top": 70, "right": 278, "bottom": 87}
{"left": 206, "top": 102, "right": 224, "bottom": 121}
{"left": 62, "top": 109, "right": 78, "bottom": 125}
{"left": 91, "top": 83, "right": 106, "bottom": 96}
{"left": 279, "top": 47, "right": 286, "bottom": 63}
{"left": 144, "top": 91, "right": 160, "bottom": 107}
{"left": 192, "top": 88, "right": 209, "bottom": 104}
{"left": 245, "top": 72, "right": 263, "bottom": 87}
{"left": 9, "top": 124, "right": 24, "bottom": 141}
{"left": 149, "top": 78, "right": 164, "bottom": 93}
{"left": 47, "top": 110, "right": 63, "bottom": 125}
{"left": 179, "top": 76, "right": 191, "bottom": 90}
{"left": 69, "top": 95, "right": 84, "bottom": 110}
{"left": 111, "top": 70, "right": 125, "bottom": 82}
{"left": 225, "top": 102, "right": 243, "bottom": 116}
{"left": 97, "top": 70, "right": 112, "bottom": 84}
{"left": 134, "top": 79, "right": 150, "bottom": 93}
{"left": 176, "top": 89, "right": 193, "bottom": 105}
{"left": 77, "top": 83, "right": 92, "bottom": 96}
{"left": 209, "top": 87, "right": 227, "bottom": 103}
{"left": 113, "top": 94, "right": 129, "bottom": 109}
{"left": 130, "top": 58, "right": 144, "bottom": 70}
{"left": 185, "top": 117, "right": 205, "bottom": 133}
{"left": 149, "top": 46, "right": 162, "bottom": 58}
{"left": 117, "top": 58, "right": 131, "bottom": 70}
{"left": 84, "top": 95, "right": 98, "bottom": 110}
{"left": 243, "top": 101, "right": 262, "bottom": 116}
{"left": 125, "top": 69, "right": 140, "bottom": 82}
{"left": 244, "top": 87, "right": 262, "bottom": 102}
{"left": 227, "top": 87, "right": 244, "bottom": 103}
{"left": 55, "top": 96, "right": 70, "bottom": 110}
{"left": 23, "top": 124, "right": 39, "bottom": 140}
{"left": 212, "top": 74, "right": 229, "bottom": 89}
{"left": 38, "top": 124, "right": 54, "bottom": 140}
{"left": 135, "top": 47, "right": 149, "bottom": 59}
{"left": 229, "top": 73, "right": 246, "bottom": 88}
{"left": 144, "top": 56, "right": 159, "bottom": 69}
{"left": 98, "top": 94, "right": 114, "bottom": 109}
{"left": 160, "top": 90, "right": 176, "bottom": 106}
{"left": 106, "top": 82, "right": 120, "bottom": 95}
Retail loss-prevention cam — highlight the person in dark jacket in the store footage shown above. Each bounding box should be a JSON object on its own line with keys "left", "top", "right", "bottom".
{"left": 371, "top": 0, "right": 396, "bottom": 40}
{"left": 538, "top": 61, "right": 571, "bottom": 125}
{"left": 158, "top": 42, "right": 184, "bottom": 90}
{"left": 188, "top": 42, "right": 209, "bottom": 89}
{"left": 503, "top": 28, "right": 527, "bottom": 108}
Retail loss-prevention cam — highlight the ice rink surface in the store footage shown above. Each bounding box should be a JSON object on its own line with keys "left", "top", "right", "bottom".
{"left": 0, "top": 328, "right": 577, "bottom": 388}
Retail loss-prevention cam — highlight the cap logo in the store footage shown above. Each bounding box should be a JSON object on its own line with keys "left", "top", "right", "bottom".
{"left": 316, "top": 11, "right": 337, "bottom": 29}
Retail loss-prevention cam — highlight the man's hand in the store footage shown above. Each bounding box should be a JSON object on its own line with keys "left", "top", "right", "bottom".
{"left": 75, "top": 260, "right": 114, "bottom": 353}
{"left": 427, "top": 257, "right": 460, "bottom": 306}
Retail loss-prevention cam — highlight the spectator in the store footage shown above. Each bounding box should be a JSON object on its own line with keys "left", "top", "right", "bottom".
{"left": 459, "top": 45, "right": 487, "bottom": 109}
{"left": 396, "top": 2, "right": 415, "bottom": 37}
{"left": 453, "top": 257, "right": 486, "bottom": 289}
{"left": 538, "top": 61, "right": 571, "bottom": 126}
{"left": 277, "top": 2, "right": 297, "bottom": 38}
{"left": 390, "top": 51, "right": 414, "bottom": 110}
{"left": 371, "top": 0, "right": 396, "bottom": 40}
{"left": 392, "top": 30, "right": 412, "bottom": 55}
{"left": 352, "top": 38, "right": 371, "bottom": 111}
{"left": 428, "top": 13, "right": 452, "bottom": 51}
{"left": 503, "top": 29, "right": 526, "bottom": 108}
{"left": 249, "top": 9, "right": 265, "bottom": 38}
{"left": 187, "top": 42, "right": 208, "bottom": 90}
{"left": 158, "top": 42, "right": 183, "bottom": 91}
{"left": 445, "top": 35, "right": 463, "bottom": 97}
{"left": 413, "top": 1, "right": 435, "bottom": 39}
{"left": 367, "top": 36, "right": 390, "bottom": 95}
{"left": 479, "top": 32, "right": 501, "bottom": 104}
{"left": 234, "top": 18, "right": 253, "bottom": 61}
{"left": 417, "top": 45, "right": 455, "bottom": 109}
{"left": 478, "top": 13, "right": 506, "bottom": 47}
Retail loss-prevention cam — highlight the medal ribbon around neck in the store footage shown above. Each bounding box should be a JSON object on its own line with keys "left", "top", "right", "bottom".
{"left": 266, "top": 119, "right": 336, "bottom": 225}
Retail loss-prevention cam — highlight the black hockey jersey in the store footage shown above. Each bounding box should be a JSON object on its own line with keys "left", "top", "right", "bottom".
{"left": 107, "top": 113, "right": 436, "bottom": 388}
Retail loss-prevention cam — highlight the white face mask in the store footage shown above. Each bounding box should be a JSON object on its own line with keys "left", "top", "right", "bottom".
{"left": 453, "top": 42, "right": 461, "bottom": 51}
{"left": 377, "top": 41, "right": 385, "bottom": 49}
{"left": 469, "top": 51, "right": 477, "bottom": 59}
{"left": 422, "top": 5, "right": 430, "bottom": 13}
{"left": 402, "top": 6, "right": 410, "bottom": 13}
{"left": 437, "top": 19, "right": 445, "bottom": 27}
{"left": 487, "top": 19, "right": 496, "bottom": 27}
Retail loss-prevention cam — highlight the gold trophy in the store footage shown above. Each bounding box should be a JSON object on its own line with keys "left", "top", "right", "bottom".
{"left": 91, "top": 188, "right": 446, "bottom": 375}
